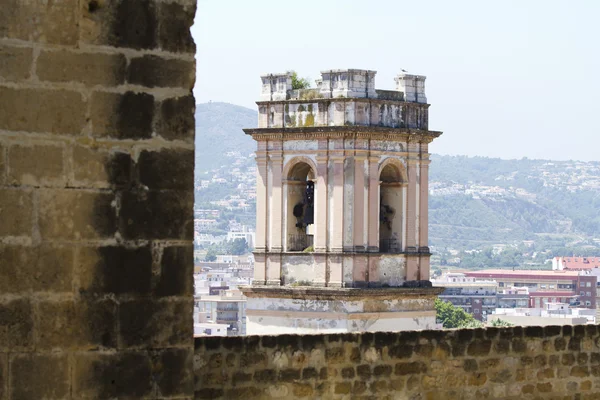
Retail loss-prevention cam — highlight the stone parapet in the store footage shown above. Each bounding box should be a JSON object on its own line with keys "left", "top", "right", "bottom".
{"left": 240, "top": 285, "right": 444, "bottom": 300}
{"left": 195, "top": 324, "right": 600, "bottom": 399}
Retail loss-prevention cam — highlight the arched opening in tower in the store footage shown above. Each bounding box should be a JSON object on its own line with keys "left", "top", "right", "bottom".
{"left": 285, "top": 161, "right": 316, "bottom": 251}
{"left": 379, "top": 163, "right": 404, "bottom": 253}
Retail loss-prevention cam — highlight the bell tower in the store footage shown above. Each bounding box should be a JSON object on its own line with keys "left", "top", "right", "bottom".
{"left": 241, "top": 69, "right": 443, "bottom": 333}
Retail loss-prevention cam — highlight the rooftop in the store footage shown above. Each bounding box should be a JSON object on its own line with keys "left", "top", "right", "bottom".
{"left": 466, "top": 269, "right": 584, "bottom": 277}
{"left": 555, "top": 256, "right": 600, "bottom": 270}
{"left": 259, "top": 69, "right": 427, "bottom": 103}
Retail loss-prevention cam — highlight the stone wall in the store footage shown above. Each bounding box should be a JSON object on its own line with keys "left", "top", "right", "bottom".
{"left": 0, "top": 0, "right": 196, "bottom": 398}
{"left": 195, "top": 325, "right": 600, "bottom": 399}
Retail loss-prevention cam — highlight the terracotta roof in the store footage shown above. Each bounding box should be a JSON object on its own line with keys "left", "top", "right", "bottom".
{"left": 555, "top": 256, "right": 600, "bottom": 270}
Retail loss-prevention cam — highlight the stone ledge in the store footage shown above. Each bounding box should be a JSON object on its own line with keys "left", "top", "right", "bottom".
{"left": 253, "top": 250, "right": 432, "bottom": 257}
{"left": 243, "top": 126, "right": 442, "bottom": 139}
{"left": 239, "top": 285, "right": 444, "bottom": 300}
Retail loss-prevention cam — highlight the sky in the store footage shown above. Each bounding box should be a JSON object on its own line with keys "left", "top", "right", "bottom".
{"left": 192, "top": 0, "right": 600, "bottom": 161}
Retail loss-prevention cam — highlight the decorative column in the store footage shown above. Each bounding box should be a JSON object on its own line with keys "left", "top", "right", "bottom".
{"left": 269, "top": 153, "right": 284, "bottom": 252}
{"left": 314, "top": 155, "right": 328, "bottom": 252}
{"left": 418, "top": 149, "right": 430, "bottom": 252}
{"left": 254, "top": 149, "right": 268, "bottom": 284}
{"left": 330, "top": 156, "right": 345, "bottom": 253}
{"left": 367, "top": 156, "right": 379, "bottom": 252}
{"left": 405, "top": 159, "right": 417, "bottom": 252}
{"left": 405, "top": 154, "right": 419, "bottom": 281}
{"left": 418, "top": 142, "right": 431, "bottom": 280}
{"left": 353, "top": 155, "right": 367, "bottom": 251}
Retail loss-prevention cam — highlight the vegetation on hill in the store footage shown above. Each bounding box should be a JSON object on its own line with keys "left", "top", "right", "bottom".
{"left": 194, "top": 102, "right": 600, "bottom": 267}
{"left": 194, "top": 102, "right": 256, "bottom": 173}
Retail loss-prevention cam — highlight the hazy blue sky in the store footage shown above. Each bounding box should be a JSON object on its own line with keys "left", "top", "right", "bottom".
{"left": 192, "top": 1, "right": 599, "bottom": 161}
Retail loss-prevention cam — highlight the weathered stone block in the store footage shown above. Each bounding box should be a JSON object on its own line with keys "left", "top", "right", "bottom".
{"left": 325, "top": 347, "right": 345, "bottom": 364}
{"left": 119, "top": 299, "right": 192, "bottom": 348}
{"left": 334, "top": 382, "right": 351, "bottom": 395}
{"left": 395, "top": 361, "right": 426, "bottom": 376}
{"left": 388, "top": 344, "right": 413, "bottom": 359}
{"left": 279, "top": 368, "right": 300, "bottom": 382}
{"left": 73, "top": 352, "right": 152, "bottom": 398}
{"left": 232, "top": 371, "right": 251, "bottom": 385}
{"left": 0, "top": 353, "right": 5, "bottom": 400}
{"left": 302, "top": 367, "right": 318, "bottom": 380}
{"left": 0, "top": 245, "right": 73, "bottom": 294}
{"left": 568, "top": 337, "right": 581, "bottom": 352}
{"left": 155, "top": 246, "right": 194, "bottom": 297}
{"left": 415, "top": 343, "right": 433, "bottom": 357}
{"left": 0, "top": 0, "right": 78, "bottom": 45}
{"left": 562, "top": 353, "right": 576, "bottom": 366}
{"left": 494, "top": 339, "right": 510, "bottom": 354}
{"left": 138, "top": 149, "right": 194, "bottom": 190}
{"left": 467, "top": 340, "right": 492, "bottom": 357}
{"left": 352, "top": 381, "right": 367, "bottom": 394}
{"left": 0, "top": 299, "right": 33, "bottom": 351}
{"left": 8, "top": 144, "right": 64, "bottom": 186}
{"left": 463, "top": 359, "right": 478, "bottom": 372}
{"left": 467, "top": 372, "right": 487, "bottom": 387}
{"left": 0, "top": 189, "right": 32, "bottom": 237}
{"left": 80, "top": 0, "right": 157, "bottom": 49}
{"left": 36, "top": 299, "right": 117, "bottom": 350}
{"left": 490, "top": 368, "right": 513, "bottom": 383}
{"left": 521, "top": 383, "right": 535, "bottom": 394}
{"left": 374, "top": 331, "right": 398, "bottom": 347}
{"left": 0, "top": 45, "right": 32, "bottom": 81}
{"left": 119, "top": 189, "right": 193, "bottom": 240}
{"left": 72, "top": 146, "right": 132, "bottom": 188}
{"left": 10, "top": 353, "right": 69, "bottom": 400}
{"left": 555, "top": 337, "right": 567, "bottom": 351}
{"left": 200, "top": 372, "right": 227, "bottom": 386}
{"left": 239, "top": 352, "right": 267, "bottom": 369}
{"left": 0, "top": 143, "right": 4, "bottom": 185}
{"left": 571, "top": 366, "right": 590, "bottom": 377}
{"left": 341, "top": 367, "right": 355, "bottom": 379}
{"left": 154, "top": 348, "right": 193, "bottom": 397}
{"left": 157, "top": 2, "right": 195, "bottom": 53}
{"left": 37, "top": 50, "right": 126, "bottom": 86}
{"left": 511, "top": 339, "right": 527, "bottom": 353}
{"left": 292, "top": 383, "right": 313, "bottom": 398}
{"left": 155, "top": 95, "right": 195, "bottom": 141}
{"left": 77, "top": 245, "right": 152, "bottom": 295}
{"left": 90, "top": 91, "right": 154, "bottom": 139}
{"left": 537, "top": 382, "right": 553, "bottom": 393}
{"left": 254, "top": 369, "right": 276, "bottom": 383}
{"left": 544, "top": 325, "right": 562, "bottom": 337}
{"left": 0, "top": 87, "right": 85, "bottom": 134}
{"left": 38, "top": 189, "right": 116, "bottom": 239}
{"left": 196, "top": 388, "right": 224, "bottom": 400}
{"left": 127, "top": 55, "right": 195, "bottom": 89}
{"left": 373, "top": 364, "right": 392, "bottom": 377}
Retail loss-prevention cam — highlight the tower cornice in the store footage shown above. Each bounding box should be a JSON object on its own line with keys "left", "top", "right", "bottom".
{"left": 244, "top": 126, "right": 442, "bottom": 143}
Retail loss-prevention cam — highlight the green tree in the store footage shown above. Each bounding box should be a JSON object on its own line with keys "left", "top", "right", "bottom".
{"left": 489, "top": 318, "right": 513, "bottom": 327}
{"left": 230, "top": 238, "right": 248, "bottom": 255}
{"left": 291, "top": 72, "right": 311, "bottom": 89}
{"left": 435, "top": 298, "right": 483, "bottom": 329}
{"left": 205, "top": 248, "right": 217, "bottom": 262}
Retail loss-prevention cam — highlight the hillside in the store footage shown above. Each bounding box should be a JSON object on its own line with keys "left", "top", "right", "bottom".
{"left": 195, "top": 102, "right": 256, "bottom": 172}
{"left": 194, "top": 102, "right": 600, "bottom": 256}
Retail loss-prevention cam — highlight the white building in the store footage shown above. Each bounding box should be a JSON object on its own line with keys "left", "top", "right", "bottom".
{"left": 227, "top": 225, "right": 255, "bottom": 249}
{"left": 489, "top": 302, "right": 595, "bottom": 326}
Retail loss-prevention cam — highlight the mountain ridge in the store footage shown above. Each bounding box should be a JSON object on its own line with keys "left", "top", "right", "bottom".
{"left": 194, "top": 102, "right": 600, "bottom": 253}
